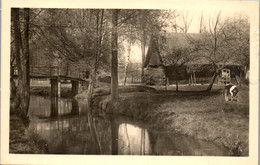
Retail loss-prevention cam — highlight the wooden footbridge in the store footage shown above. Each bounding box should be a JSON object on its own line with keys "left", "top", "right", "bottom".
{"left": 14, "top": 66, "right": 89, "bottom": 97}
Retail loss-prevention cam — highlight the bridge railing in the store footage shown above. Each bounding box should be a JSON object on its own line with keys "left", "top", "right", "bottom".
{"left": 14, "top": 66, "right": 86, "bottom": 80}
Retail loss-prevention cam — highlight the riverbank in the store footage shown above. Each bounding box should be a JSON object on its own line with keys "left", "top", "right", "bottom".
{"left": 92, "top": 85, "right": 249, "bottom": 156}
{"left": 11, "top": 84, "right": 249, "bottom": 155}
{"left": 9, "top": 115, "right": 48, "bottom": 154}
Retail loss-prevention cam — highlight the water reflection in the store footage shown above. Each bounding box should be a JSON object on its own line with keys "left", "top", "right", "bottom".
{"left": 28, "top": 95, "right": 230, "bottom": 155}
{"left": 29, "top": 95, "right": 81, "bottom": 118}
{"left": 118, "top": 123, "right": 150, "bottom": 155}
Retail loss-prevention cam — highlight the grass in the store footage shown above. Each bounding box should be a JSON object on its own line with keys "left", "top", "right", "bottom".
{"left": 95, "top": 84, "right": 249, "bottom": 156}
{"left": 9, "top": 115, "right": 48, "bottom": 154}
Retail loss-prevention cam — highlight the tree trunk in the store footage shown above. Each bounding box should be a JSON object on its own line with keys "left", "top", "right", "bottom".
{"left": 141, "top": 38, "right": 146, "bottom": 84}
{"left": 206, "top": 72, "right": 218, "bottom": 91}
{"left": 190, "top": 74, "right": 193, "bottom": 86}
{"left": 10, "top": 66, "right": 18, "bottom": 114}
{"left": 193, "top": 71, "right": 196, "bottom": 86}
{"left": 235, "top": 75, "right": 241, "bottom": 86}
{"left": 86, "top": 9, "right": 104, "bottom": 106}
{"left": 239, "top": 70, "right": 242, "bottom": 86}
{"left": 20, "top": 8, "right": 30, "bottom": 120}
{"left": 10, "top": 66, "right": 16, "bottom": 100}
{"left": 124, "top": 41, "right": 131, "bottom": 86}
{"left": 13, "top": 8, "right": 22, "bottom": 111}
{"left": 111, "top": 10, "right": 119, "bottom": 101}
{"left": 85, "top": 10, "right": 103, "bottom": 145}
{"left": 13, "top": 8, "right": 30, "bottom": 122}
{"left": 176, "top": 80, "right": 179, "bottom": 91}
{"left": 140, "top": 12, "right": 147, "bottom": 84}
{"left": 165, "top": 78, "right": 169, "bottom": 90}
{"left": 86, "top": 73, "right": 96, "bottom": 106}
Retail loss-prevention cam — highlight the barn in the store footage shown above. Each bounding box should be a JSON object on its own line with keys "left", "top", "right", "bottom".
{"left": 143, "top": 33, "right": 245, "bottom": 86}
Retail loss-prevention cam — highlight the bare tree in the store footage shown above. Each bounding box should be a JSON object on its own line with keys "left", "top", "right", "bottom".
{"left": 123, "top": 36, "right": 132, "bottom": 86}
{"left": 12, "top": 8, "right": 30, "bottom": 122}
{"left": 229, "top": 14, "right": 250, "bottom": 84}
{"left": 178, "top": 10, "right": 193, "bottom": 33}
{"left": 192, "top": 12, "right": 241, "bottom": 90}
{"left": 111, "top": 9, "right": 120, "bottom": 101}
{"left": 161, "top": 32, "right": 199, "bottom": 90}
{"left": 199, "top": 11, "right": 204, "bottom": 34}
{"left": 140, "top": 12, "right": 147, "bottom": 84}
{"left": 86, "top": 9, "right": 105, "bottom": 105}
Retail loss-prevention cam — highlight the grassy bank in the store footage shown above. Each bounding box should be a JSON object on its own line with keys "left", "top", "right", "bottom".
{"left": 94, "top": 85, "right": 249, "bottom": 156}
{"left": 9, "top": 115, "right": 48, "bottom": 154}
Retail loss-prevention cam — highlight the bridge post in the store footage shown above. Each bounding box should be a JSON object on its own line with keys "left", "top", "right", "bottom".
{"left": 72, "top": 80, "right": 79, "bottom": 96}
{"left": 50, "top": 96, "right": 58, "bottom": 117}
{"left": 50, "top": 78, "right": 61, "bottom": 98}
{"left": 50, "top": 78, "right": 58, "bottom": 97}
{"left": 71, "top": 99, "right": 79, "bottom": 115}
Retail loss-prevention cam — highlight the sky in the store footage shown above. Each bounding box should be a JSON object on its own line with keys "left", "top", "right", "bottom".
{"left": 177, "top": 9, "right": 249, "bottom": 33}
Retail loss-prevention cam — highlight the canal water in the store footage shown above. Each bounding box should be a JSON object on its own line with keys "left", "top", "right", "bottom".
{"left": 28, "top": 95, "right": 230, "bottom": 156}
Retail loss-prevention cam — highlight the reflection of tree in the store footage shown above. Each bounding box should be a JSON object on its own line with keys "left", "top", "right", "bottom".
{"left": 110, "top": 116, "right": 119, "bottom": 155}
{"left": 124, "top": 124, "right": 131, "bottom": 154}
{"left": 87, "top": 108, "right": 101, "bottom": 154}
{"left": 148, "top": 131, "right": 157, "bottom": 155}
{"left": 118, "top": 123, "right": 151, "bottom": 155}
{"left": 140, "top": 129, "right": 146, "bottom": 155}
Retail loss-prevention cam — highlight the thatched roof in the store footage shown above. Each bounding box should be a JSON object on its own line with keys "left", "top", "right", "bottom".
{"left": 144, "top": 32, "right": 241, "bottom": 68}
{"left": 163, "top": 33, "right": 209, "bottom": 65}
{"left": 144, "top": 33, "right": 208, "bottom": 68}
{"left": 144, "top": 35, "right": 163, "bottom": 67}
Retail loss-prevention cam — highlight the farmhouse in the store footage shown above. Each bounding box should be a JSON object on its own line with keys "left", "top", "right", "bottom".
{"left": 143, "top": 33, "right": 245, "bottom": 86}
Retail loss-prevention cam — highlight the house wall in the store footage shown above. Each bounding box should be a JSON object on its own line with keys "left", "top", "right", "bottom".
{"left": 143, "top": 64, "right": 243, "bottom": 86}
{"left": 143, "top": 66, "right": 166, "bottom": 85}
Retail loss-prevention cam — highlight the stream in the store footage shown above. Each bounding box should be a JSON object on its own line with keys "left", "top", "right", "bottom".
{"left": 28, "top": 95, "right": 230, "bottom": 155}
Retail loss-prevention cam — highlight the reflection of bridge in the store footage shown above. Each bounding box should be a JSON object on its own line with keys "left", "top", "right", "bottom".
{"left": 14, "top": 66, "right": 89, "bottom": 97}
